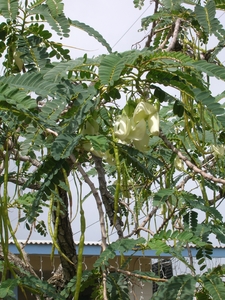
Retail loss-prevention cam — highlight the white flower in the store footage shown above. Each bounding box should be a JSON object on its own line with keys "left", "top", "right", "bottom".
{"left": 133, "top": 132, "right": 150, "bottom": 152}
{"left": 148, "top": 112, "right": 159, "bottom": 136}
{"left": 211, "top": 145, "right": 225, "bottom": 157}
{"left": 114, "top": 115, "right": 131, "bottom": 141}
{"left": 133, "top": 102, "right": 157, "bottom": 124}
{"left": 128, "top": 118, "right": 146, "bottom": 141}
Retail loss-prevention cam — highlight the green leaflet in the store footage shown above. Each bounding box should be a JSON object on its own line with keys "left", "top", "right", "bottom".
{"left": 28, "top": 4, "right": 70, "bottom": 37}
{"left": 99, "top": 53, "right": 126, "bottom": 85}
{"left": 195, "top": 1, "right": 216, "bottom": 36}
{"left": 1, "top": 73, "right": 60, "bottom": 98}
{"left": 43, "top": 58, "right": 96, "bottom": 81}
{"left": 93, "top": 238, "right": 145, "bottom": 269}
{"left": 153, "top": 188, "right": 174, "bottom": 205}
{"left": 0, "top": 0, "right": 18, "bottom": 20}
{"left": 85, "top": 135, "right": 109, "bottom": 153}
{"left": 46, "top": 0, "right": 64, "bottom": 17}
{"left": 69, "top": 19, "right": 112, "bottom": 53}
{"left": 215, "top": 0, "right": 225, "bottom": 10}
{"left": 0, "top": 278, "right": 19, "bottom": 298}
{"left": 51, "top": 134, "right": 83, "bottom": 161}
{"left": 107, "top": 273, "right": 130, "bottom": 300}
{"left": 151, "top": 274, "right": 196, "bottom": 300}
{"left": 202, "top": 275, "right": 225, "bottom": 300}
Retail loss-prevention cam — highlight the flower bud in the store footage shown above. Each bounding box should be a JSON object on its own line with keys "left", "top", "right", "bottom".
{"left": 174, "top": 156, "right": 184, "bottom": 171}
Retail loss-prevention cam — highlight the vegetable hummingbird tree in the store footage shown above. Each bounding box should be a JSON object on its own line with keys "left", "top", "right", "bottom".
{"left": 0, "top": 0, "right": 225, "bottom": 299}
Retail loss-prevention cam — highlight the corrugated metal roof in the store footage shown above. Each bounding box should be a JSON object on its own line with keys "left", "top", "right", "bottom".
{"left": 8, "top": 240, "right": 225, "bottom": 248}
{"left": 9, "top": 240, "right": 102, "bottom": 246}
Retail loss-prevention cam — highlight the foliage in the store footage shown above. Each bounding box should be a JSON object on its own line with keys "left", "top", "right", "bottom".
{"left": 0, "top": 0, "right": 225, "bottom": 299}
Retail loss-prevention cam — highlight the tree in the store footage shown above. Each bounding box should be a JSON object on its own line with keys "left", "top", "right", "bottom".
{"left": 0, "top": 0, "right": 225, "bottom": 299}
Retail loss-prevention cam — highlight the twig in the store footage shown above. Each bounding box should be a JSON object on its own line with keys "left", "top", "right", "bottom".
{"left": 145, "top": 0, "right": 159, "bottom": 47}
{"left": 135, "top": 226, "right": 154, "bottom": 236}
{"left": 109, "top": 265, "right": 167, "bottom": 282}
{"left": 159, "top": 130, "right": 225, "bottom": 185}
{"left": 12, "top": 149, "right": 41, "bottom": 167}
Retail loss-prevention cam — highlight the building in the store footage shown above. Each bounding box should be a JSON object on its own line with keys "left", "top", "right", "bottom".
{"left": 8, "top": 240, "right": 225, "bottom": 300}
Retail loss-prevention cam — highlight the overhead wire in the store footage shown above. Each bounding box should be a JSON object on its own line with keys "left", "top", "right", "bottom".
{"left": 112, "top": 3, "right": 152, "bottom": 49}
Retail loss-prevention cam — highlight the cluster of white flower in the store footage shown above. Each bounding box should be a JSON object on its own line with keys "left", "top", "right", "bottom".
{"left": 114, "top": 101, "right": 159, "bottom": 151}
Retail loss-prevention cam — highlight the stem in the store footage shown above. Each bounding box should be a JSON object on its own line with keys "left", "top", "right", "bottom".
{"left": 74, "top": 180, "right": 85, "bottom": 300}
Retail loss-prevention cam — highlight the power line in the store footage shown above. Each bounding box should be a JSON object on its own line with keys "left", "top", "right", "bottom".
{"left": 112, "top": 3, "right": 152, "bottom": 49}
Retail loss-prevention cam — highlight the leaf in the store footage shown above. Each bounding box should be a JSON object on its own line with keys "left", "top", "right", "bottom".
{"left": 51, "top": 134, "right": 83, "bottom": 160}
{"left": 0, "top": 278, "right": 18, "bottom": 297}
{"left": 93, "top": 238, "right": 145, "bottom": 268}
{"left": 1, "top": 73, "right": 60, "bottom": 98}
{"left": 195, "top": 1, "right": 216, "bottom": 36}
{"left": 99, "top": 53, "right": 125, "bottom": 85}
{"left": 46, "top": 0, "right": 64, "bottom": 17}
{"left": 43, "top": 57, "right": 96, "bottom": 81}
{"left": 202, "top": 275, "right": 225, "bottom": 300}
{"left": 85, "top": 135, "right": 108, "bottom": 152}
{"left": 0, "top": 0, "right": 18, "bottom": 20}
{"left": 190, "top": 60, "right": 225, "bottom": 81}
{"left": 215, "top": 0, "right": 225, "bottom": 10}
{"left": 152, "top": 274, "right": 196, "bottom": 300}
{"left": 69, "top": 19, "right": 112, "bottom": 53}
{"left": 153, "top": 188, "right": 174, "bottom": 205}
{"left": 183, "top": 210, "right": 198, "bottom": 231}
{"left": 29, "top": 4, "right": 70, "bottom": 37}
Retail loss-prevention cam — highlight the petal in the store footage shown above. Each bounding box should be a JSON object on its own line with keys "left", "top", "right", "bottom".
{"left": 133, "top": 102, "right": 157, "bottom": 123}
{"left": 133, "top": 132, "right": 150, "bottom": 152}
{"left": 148, "top": 112, "right": 159, "bottom": 136}
{"left": 114, "top": 115, "right": 131, "bottom": 140}
{"left": 128, "top": 119, "right": 146, "bottom": 141}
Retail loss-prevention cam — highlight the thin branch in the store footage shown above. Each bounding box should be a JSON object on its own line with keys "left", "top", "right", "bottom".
{"left": 159, "top": 130, "right": 225, "bottom": 185}
{"left": 8, "top": 176, "right": 41, "bottom": 190}
{"left": 109, "top": 266, "right": 167, "bottom": 282}
{"left": 145, "top": 0, "right": 159, "bottom": 47}
{"left": 12, "top": 149, "right": 41, "bottom": 167}
{"left": 166, "top": 18, "right": 182, "bottom": 52}
{"left": 138, "top": 206, "right": 158, "bottom": 230}
{"left": 135, "top": 226, "right": 154, "bottom": 236}
{"left": 70, "top": 154, "right": 108, "bottom": 251}
{"left": 92, "top": 155, "right": 123, "bottom": 239}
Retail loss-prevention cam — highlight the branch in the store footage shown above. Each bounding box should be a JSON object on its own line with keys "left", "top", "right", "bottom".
{"left": 8, "top": 176, "right": 41, "bottom": 190}
{"left": 159, "top": 130, "right": 225, "bottom": 185}
{"left": 70, "top": 154, "right": 108, "bottom": 251}
{"left": 92, "top": 155, "right": 123, "bottom": 239}
{"left": 166, "top": 18, "right": 182, "bottom": 52}
{"left": 145, "top": 0, "right": 159, "bottom": 47}
{"left": 109, "top": 266, "right": 167, "bottom": 282}
{"left": 12, "top": 149, "right": 41, "bottom": 167}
